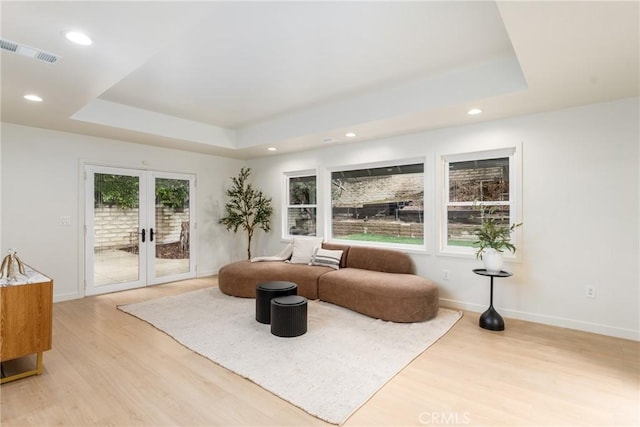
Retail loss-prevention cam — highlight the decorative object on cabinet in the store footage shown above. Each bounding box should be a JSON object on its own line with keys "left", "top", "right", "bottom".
{"left": 0, "top": 248, "right": 26, "bottom": 283}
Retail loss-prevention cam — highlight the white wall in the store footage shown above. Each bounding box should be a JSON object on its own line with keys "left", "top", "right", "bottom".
{"left": 0, "top": 132, "right": 2, "bottom": 258}
{"left": 1, "top": 124, "right": 245, "bottom": 301}
{"left": 2, "top": 99, "right": 637, "bottom": 340}
{"left": 247, "top": 98, "right": 640, "bottom": 340}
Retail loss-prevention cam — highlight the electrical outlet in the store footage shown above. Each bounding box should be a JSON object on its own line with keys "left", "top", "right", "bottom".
{"left": 443, "top": 270, "right": 449, "bottom": 281}
{"left": 586, "top": 286, "right": 596, "bottom": 299}
{"left": 60, "top": 216, "right": 71, "bottom": 226}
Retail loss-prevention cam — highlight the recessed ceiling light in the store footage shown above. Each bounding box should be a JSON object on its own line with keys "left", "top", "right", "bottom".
{"left": 467, "top": 108, "right": 483, "bottom": 115}
{"left": 64, "top": 31, "right": 92, "bottom": 46}
{"left": 24, "top": 94, "right": 43, "bottom": 102}
{"left": 267, "top": 147, "right": 277, "bottom": 151}
{"left": 345, "top": 132, "right": 356, "bottom": 138}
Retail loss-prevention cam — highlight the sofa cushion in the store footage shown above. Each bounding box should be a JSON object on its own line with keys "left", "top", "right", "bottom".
{"left": 309, "top": 248, "right": 343, "bottom": 270}
{"left": 346, "top": 246, "right": 415, "bottom": 274}
{"left": 289, "top": 237, "right": 324, "bottom": 264}
{"left": 218, "top": 260, "right": 332, "bottom": 299}
{"left": 318, "top": 268, "right": 439, "bottom": 322}
{"left": 321, "top": 242, "right": 350, "bottom": 268}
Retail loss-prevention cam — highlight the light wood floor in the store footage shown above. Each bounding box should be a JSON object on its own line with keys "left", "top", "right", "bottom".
{"left": 1, "top": 277, "right": 638, "bottom": 426}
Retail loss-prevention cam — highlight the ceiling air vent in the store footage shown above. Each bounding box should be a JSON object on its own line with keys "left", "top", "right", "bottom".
{"left": 0, "top": 38, "right": 60, "bottom": 64}
{"left": 0, "top": 39, "right": 18, "bottom": 52}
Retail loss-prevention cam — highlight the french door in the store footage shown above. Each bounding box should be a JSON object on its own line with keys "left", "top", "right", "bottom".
{"left": 85, "top": 165, "right": 196, "bottom": 296}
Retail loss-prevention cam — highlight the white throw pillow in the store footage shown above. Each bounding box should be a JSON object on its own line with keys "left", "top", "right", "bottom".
{"left": 289, "top": 237, "right": 324, "bottom": 264}
{"left": 309, "top": 248, "right": 343, "bottom": 270}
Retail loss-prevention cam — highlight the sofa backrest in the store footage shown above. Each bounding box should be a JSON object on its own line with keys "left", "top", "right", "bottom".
{"left": 346, "top": 246, "right": 415, "bottom": 274}
{"left": 321, "top": 242, "right": 351, "bottom": 269}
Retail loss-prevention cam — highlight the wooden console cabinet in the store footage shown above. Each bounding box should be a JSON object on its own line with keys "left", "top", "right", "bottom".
{"left": 0, "top": 269, "right": 53, "bottom": 384}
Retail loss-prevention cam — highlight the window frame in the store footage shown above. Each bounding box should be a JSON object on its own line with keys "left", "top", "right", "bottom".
{"left": 326, "top": 158, "right": 428, "bottom": 252}
{"left": 282, "top": 170, "right": 318, "bottom": 240}
{"left": 438, "top": 146, "right": 522, "bottom": 259}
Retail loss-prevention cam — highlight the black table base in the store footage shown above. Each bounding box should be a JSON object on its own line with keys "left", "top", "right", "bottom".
{"left": 473, "top": 268, "right": 511, "bottom": 332}
{"left": 479, "top": 305, "right": 504, "bottom": 331}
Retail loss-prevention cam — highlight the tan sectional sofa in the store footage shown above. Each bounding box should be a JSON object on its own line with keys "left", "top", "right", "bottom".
{"left": 218, "top": 243, "right": 439, "bottom": 323}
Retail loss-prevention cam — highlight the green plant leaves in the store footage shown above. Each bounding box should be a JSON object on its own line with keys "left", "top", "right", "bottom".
{"left": 471, "top": 204, "right": 522, "bottom": 259}
{"left": 219, "top": 167, "right": 274, "bottom": 259}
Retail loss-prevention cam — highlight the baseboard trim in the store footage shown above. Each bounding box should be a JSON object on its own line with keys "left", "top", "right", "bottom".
{"left": 197, "top": 269, "right": 217, "bottom": 278}
{"left": 54, "top": 291, "right": 82, "bottom": 303}
{"left": 440, "top": 298, "right": 639, "bottom": 342}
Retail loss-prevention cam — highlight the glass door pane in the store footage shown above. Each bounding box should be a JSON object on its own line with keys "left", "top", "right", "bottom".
{"left": 149, "top": 173, "right": 195, "bottom": 283}
{"left": 86, "top": 166, "right": 146, "bottom": 295}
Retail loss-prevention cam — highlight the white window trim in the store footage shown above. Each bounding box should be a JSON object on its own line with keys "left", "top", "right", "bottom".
{"left": 282, "top": 169, "right": 318, "bottom": 240}
{"left": 325, "top": 157, "right": 428, "bottom": 252}
{"left": 437, "top": 145, "right": 523, "bottom": 260}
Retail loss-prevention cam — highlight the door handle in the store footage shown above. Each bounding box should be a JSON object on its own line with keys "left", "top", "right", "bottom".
{"left": 141, "top": 228, "right": 146, "bottom": 243}
{"left": 150, "top": 228, "right": 154, "bottom": 242}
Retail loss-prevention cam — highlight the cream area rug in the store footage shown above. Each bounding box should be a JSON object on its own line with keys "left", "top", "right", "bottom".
{"left": 119, "top": 287, "right": 462, "bottom": 425}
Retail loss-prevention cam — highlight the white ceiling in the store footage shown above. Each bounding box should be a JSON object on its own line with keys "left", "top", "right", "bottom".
{"left": 1, "top": 1, "right": 638, "bottom": 159}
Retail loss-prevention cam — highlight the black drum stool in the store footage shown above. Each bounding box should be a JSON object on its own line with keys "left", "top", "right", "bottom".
{"left": 270, "top": 295, "right": 308, "bottom": 337}
{"left": 255, "top": 281, "right": 297, "bottom": 324}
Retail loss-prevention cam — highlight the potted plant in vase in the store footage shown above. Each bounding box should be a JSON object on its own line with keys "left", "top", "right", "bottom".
{"left": 472, "top": 205, "right": 522, "bottom": 273}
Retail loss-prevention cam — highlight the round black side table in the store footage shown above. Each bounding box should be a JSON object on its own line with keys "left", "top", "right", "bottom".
{"left": 472, "top": 269, "right": 512, "bottom": 331}
{"left": 255, "top": 281, "right": 297, "bottom": 324}
{"left": 270, "top": 295, "right": 308, "bottom": 337}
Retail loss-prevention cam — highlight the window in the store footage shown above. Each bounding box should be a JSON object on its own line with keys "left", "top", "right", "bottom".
{"left": 330, "top": 161, "right": 424, "bottom": 247}
{"left": 284, "top": 172, "right": 317, "bottom": 238}
{"left": 441, "top": 148, "right": 520, "bottom": 255}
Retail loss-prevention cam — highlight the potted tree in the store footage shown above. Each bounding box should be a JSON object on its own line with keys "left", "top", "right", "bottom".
{"left": 472, "top": 205, "right": 522, "bottom": 273}
{"left": 219, "top": 167, "right": 273, "bottom": 259}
